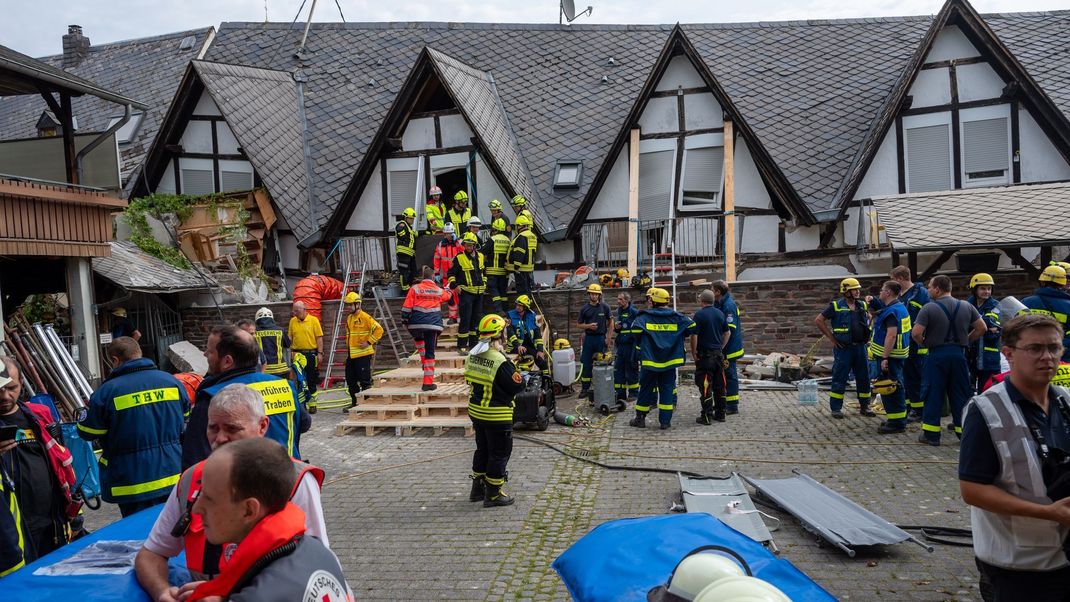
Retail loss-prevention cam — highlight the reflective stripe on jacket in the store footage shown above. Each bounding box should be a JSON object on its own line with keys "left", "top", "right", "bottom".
{"left": 201, "top": 373, "right": 302, "bottom": 459}
{"left": 482, "top": 233, "right": 511, "bottom": 275}
{"left": 346, "top": 310, "right": 383, "bottom": 358}
{"left": 827, "top": 298, "right": 869, "bottom": 345}
{"left": 615, "top": 304, "right": 640, "bottom": 346}
{"left": 433, "top": 239, "right": 462, "bottom": 277}
{"left": 401, "top": 279, "right": 452, "bottom": 331}
{"left": 967, "top": 295, "right": 1002, "bottom": 371}
{"left": 465, "top": 348, "right": 516, "bottom": 422}
{"left": 1021, "top": 287, "right": 1070, "bottom": 362}
{"left": 901, "top": 282, "right": 931, "bottom": 355}
{"left": 507, "top": 309, "right": 544, "bottom": 352}
{"left": 253, "top": 320, "right": 290, "bottom": 375}
{"left": 634, "top": 307, "right": 696, "bottom": 371}
{"left": 508, "top": 230, "right": 537, "bottom": 272}
{"left": 869, "top": 301, "right": 910, "bottom": 359}
{"left": 446, "top": 207, "right": 472, "bottom": 234}
{"left": 395, "top": 220, "right": 415, "bottom": 256}
{"left": 715, "top": 294, "right": 745, "bottom": 360}
{"left": 449, "top": 252, "right": 486, "bottom": 294}
{"left": 425, "top": 202, "right": 445, "bottom": 233}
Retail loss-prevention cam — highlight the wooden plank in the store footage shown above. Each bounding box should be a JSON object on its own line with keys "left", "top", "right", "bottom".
{"left": 627, "top": 128, "right": 640, "bottom": 281}
{"left": 918, "top": 250, "right": 956, "bottom": 282}
{"left": 253, "top": 189, "right": 277, "bottom": 230}
{"left": 723, "top": 120, "right": 737, "bottom": 281}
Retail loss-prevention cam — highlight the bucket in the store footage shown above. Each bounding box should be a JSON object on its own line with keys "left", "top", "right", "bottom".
{"left": 796, "top": 379, "right": 818, "bottom": 406}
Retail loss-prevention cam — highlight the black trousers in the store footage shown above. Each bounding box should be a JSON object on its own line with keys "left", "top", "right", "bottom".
{"left": 345, "top": 355, "right": 373, "bottom": 400}
{"left": 695, "top": 349, "right": 728, "bottom": 415}
{"left": 486, "top": 274, "right": 509, "bottom": 315}
{"left": 396, "top": 253, "right": 417, "bottom": 290}
{"left": 118, "top": 495, "right": 168, "bottom": 518}
{"left": 295, "top": 350, "right": 319, "bottom": 395}
{"left": 514, "top": 271, "right": 534, "bottom": 296}
{"left": 976, "top": 557, "right": 1070, "bottom": 602}
{"left": 472, "top": 421, "right": 513, "bottom": 482}
{"left": 458, "top": 291, "right": 483, "bottom": 349}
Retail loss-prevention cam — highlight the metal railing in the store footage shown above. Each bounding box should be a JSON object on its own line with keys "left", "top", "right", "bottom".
{"left": 336, "top": 236, "right": 393, "bottom": 272}
{"left": 581, "top": 217, "right": 720, "bottom": 269}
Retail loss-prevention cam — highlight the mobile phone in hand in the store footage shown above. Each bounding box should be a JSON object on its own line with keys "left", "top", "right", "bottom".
{"left": 0, "top": 424, "right": 19, "bottom": 442}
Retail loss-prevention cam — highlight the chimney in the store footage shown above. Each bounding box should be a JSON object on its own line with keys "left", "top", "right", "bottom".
{"left": 62, "top": 25, "right": 90, "bottom": 68}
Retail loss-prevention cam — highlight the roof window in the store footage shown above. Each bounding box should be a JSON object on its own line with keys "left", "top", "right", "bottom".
{"left": 553, "top": 161, "right": 583, "bottom": 189}
{"left": 107, "top": 112, "right": 144, "bottom": 144}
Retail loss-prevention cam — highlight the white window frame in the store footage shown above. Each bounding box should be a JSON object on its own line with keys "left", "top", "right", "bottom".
{"left": 637, "top": 138, "right": 678, "bottom": 223}
{"left": 677, "top": 133, "right": 725, "bottom": 212}
{"left": 178, "top": 157, "right": 215, "bottom": 195}
{"left": 218, "top": 159, "right": 255, "bottom": 193}
{"left": 903, "top": 112, "right": 953, "bottom": 193}
{"left": 960, "top": 104, "right": 1012, "bottom": 188}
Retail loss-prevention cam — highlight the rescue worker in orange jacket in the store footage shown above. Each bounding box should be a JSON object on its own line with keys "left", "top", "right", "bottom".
{"left": 402, "top": 266, "right": 454, "bottom": 391}
{"left": 343, "top": 292, "right": 384, "bottom": 407}
{"left": 433, "top": 223, "right": 463, "bottom": 324}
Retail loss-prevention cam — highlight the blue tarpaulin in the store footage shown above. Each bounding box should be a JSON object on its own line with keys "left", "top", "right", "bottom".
{"left": 552, "top": 513, "right": 837, "bottom": 602}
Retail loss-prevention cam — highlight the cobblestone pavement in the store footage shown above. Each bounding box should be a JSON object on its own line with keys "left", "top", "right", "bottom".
{"left": 85, "top": 383, "right": 980, "bottom": 601}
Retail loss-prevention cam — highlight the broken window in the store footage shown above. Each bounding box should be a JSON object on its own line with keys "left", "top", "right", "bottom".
{"left": 679, "top": 146, "right": 724, "bottom": 211}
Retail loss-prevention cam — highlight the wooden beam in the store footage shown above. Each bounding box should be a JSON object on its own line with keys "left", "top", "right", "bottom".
{"left": 627, "top": 128, "right": 639, "bottom": 279}
{"left": 723, "top": 120, "right": 737, "bottom": 282}
{"left": 1040, "top": 246, "right": 1053, "bottom": 268}
{"left": 918, "top": 250, "right": 956, "bottom": 282}
{"left": 1003, "top": 248, "right": 1040, "bottom": 279}
{"left": 818, "top": 222, "right": 837, "bottom": 249}
{"left": 639, "top": 127, "right": 724, "bottom": 141}
{"left": 59, "top": 93, "right": 77, "bottom": 185}
{"left": 891, "top": 250, "right": 900, "bottom": 267}
{"left": 908, "top": 251, "right": 918, "bottom": 279}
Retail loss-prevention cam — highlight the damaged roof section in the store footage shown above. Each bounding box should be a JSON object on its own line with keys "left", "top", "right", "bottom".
{"left": 94, "top": 240, "right": 217, "bottom": 292}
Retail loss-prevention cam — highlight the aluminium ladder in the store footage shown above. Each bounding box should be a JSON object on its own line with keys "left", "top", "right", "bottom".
{"left": 370, "top": 285, "right": 408, "bottom": 363}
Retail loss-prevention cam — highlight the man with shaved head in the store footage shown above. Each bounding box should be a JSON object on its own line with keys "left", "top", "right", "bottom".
{"left": 182, "top": 325, "right": 307, "bottom": 469}
{"left": 288, "top": 301, "right": 324, "bottom": 399}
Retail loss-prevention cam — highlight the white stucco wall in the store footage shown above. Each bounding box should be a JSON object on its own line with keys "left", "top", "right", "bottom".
{"left": 540, "top": 240, "right": 574, "bottom": 265}
{"left": 587, "top": 148, "right": 629, "bottom": 220}
{"left": 278, "top": 232, "right": 300, "bottom": 271}
{"left": 784, "top": 224, "right": 825, "bottom": 253}
{"left": 655, "top": 56, "right": 705, "bottom": 91}
{"left": 180, "top": 121, "right": 213, "bottom": 154}
{"left": 402, "top": 117, "right": 437, "bottom": 151}
{"left": 1018, "top": 108, "right": 1070, "bottom": 182}
{"left": 439, "top": 114, "right": 474, "bottom": 148}
{"left": 739, "top": 215, "right": 779, "bottom": 253}
{"left": 910, "top": 68, "right": 952, "bottom": 108}
{"left": 926, "top": 25, "right": 979, "bottom": 62}
{"left": 734, "top": 138, "right": 772, "bottom": 210}
{"left": 158, "top": 162, "right": 176, "bottom": 194}
{"left": 684, "top": 93, "right": 723, "bottom": 131}
{"left": 638, "top": 97, "right": 678, "bottom": 134}
{"left": 193, "top": 92, "right": 222, "bottom": 116}
{"left": 957, "top": 62, "right": 1005, "bottom": 103}
{"left": 346, "top": 162, "right": 384, "bottom": 231}
{"left": 854, "top": 127, "right": 898, "bottom": 200}
{"left": 216, "top": 121, "right": 241, "bottom": 155}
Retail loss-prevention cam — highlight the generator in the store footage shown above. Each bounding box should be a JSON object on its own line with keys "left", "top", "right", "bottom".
{"left": 514, "top": 370, "right": 556, "bottom": 431}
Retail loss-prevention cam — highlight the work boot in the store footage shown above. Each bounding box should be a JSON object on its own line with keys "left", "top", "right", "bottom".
{"left": 917, "top": 432, "right": 940, "bottom": 447}
{"left": 907, "top": 410, "right": 922, "bottom": 423}
{"left": 831, "top": 411, "right": 844, "bottom": 419}
{"left": 468, "top": 474, "right": 485, "bottom": 502}
{"left": 877, "top": 421, "right": 905, "bottom": 434}
{"left": 660, "top": 423, "right": 671, "bottom": 430}
{"left": 696, "top": 413, "right": 712, "bottom": 425}
{"left": 629, "top": 414, "right": 646, "bottom": 428}
{"left": 483, "top": 483, "right": 515, "bottom": 507}
{"left": 726, "top": 406, "right": 739, "bottom": 415}
{"left": 860, "top": 404, "right": 876, "bottom": 417}
{"left": 713, "top": 410, "right": 726, "bottom": 422}
{"left": 422, "top": 383, "right": 437, "bottom": 392}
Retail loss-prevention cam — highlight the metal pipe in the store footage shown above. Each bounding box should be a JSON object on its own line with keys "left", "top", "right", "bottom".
{"left": 33, "top": 323, "right": 85, "bottom": 409}
{"left": 45, "top": 324, "right": 93, "bottom": 399}
{"left": 76, "top": 103, "right": 131, "bottom": 184}
{"left": 297, "top": 0, "right": 319, "bottom": 56}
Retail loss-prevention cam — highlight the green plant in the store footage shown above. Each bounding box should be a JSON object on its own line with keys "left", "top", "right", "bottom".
{"left": 121, "top": 192, "right": 228, "bottom": 269}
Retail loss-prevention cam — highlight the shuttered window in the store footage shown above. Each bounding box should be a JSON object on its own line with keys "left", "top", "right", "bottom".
{"left": 963, "top": 117, "right": 1009, "bottom": 183}
{"left": 389, "top": 169, "right": 418, "bottom": 219}
{"left": 680, "top": 146, "right": 723, "bottom": 210}
{"left": 905, "top": 124, "right": 952, "bottom": 193}
{"left": 220, "top": 170, "right": 253, "bottom": 192}
{"left": 638, "top": 150, "right": 674, "bottom": 221}
{"left": 181, "top": 168, "right": 215, "bottom": 195}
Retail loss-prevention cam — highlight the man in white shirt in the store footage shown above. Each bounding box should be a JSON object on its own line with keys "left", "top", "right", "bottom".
{"left": 134, "top": 384, "right": 328, "bottom": 602}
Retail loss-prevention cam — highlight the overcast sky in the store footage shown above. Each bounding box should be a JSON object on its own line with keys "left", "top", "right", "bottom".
{"left": 3, "top": 0, "right": 1066, "bottom": 57}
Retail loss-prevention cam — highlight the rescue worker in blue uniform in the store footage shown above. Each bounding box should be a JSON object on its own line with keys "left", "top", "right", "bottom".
{"left": 712, "top": 280, "right": 744, "bottom": 414}
{"left": 1021, "top": 264, "right": 1070, "bottom": 363}
{"left": 629, "top": 287, "right": 696, "bottom": 430}
{"left": 253, "top": 307, "right": 291, "bottom": 378}
{"left": 577, "top": 284, "right": 613, "bottom": 401}
{"left": 613, "top": 291, "right": 640, "bottom": 402}
{"left": 815, "top": 278, "right": 873, "bottom": 419}
{"left": 691, "top": 289, "right": 730, "bottom": 425}
{"left": 891, "top": 266, "right": 930, "bottom": 421}
{"left": 507, "top": 295, "right": 547, "bottom": 371}
{"left": 182, "top": 325, "right": 309, "bottom": 469}
{"left": 966, "top": 273, "right": 1002, "bottom": 394}
{"left": 870, "top": 281, "right": 911, "bottom": 434}
{"left": 78, "top": 337, "right": 189, "bottom": 517}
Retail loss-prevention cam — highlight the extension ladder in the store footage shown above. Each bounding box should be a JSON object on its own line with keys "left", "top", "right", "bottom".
{"left": 370, "top": 285, "right": 408, "bottom": 363}
{"left": 322, "top": 263, "right": 365, "bottom": 388}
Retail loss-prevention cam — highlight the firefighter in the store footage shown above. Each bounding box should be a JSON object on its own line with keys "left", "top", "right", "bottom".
{"left": 447, "top": 190, "right": 472, "bottom": 234}
{"left": 613, "top": 291, "right": 640, "bottom": 402}
{"left": 344, "top": 292, "right": 383, "bottom": 407}
{"left": 509, "top": 214, "right": 537, "bottom": 297}
{"left": 815, "top": 278, "right": 874, "bottom": 419}
{"left": 691, "top": 290, "right": 730, "bottom": 424}
{"left": 464, "top": 314, "right": 525, "bottom": 508}
{"left": 510, "top": 194, "right": 534, "bottom": 225}
{"left": 483, "top": 218, "right": 511, "bottom": 315}
{"left": 1021, "top": 264, "right": 1070, "bottom": 362}
{"left": 488, "top": 199, "right": 510, "bottom": 233}
{"left": 577, "top": 283, "right": 613, "bottom": 401}
{"left": 507, "top": 295, "right": 547, "bottom": 370}
{"left": 711, "top": 280, "right": 744, "bottom": 414}
{"left": 890, "top": 265, "right": 930, "bottom": 421}
{"left": 401, "top": 266, "right": 453, "bottom": 391}
{"left": 253, "top": 307, "right": 291, "bottom": 378}
{"left": 424, "top": 185, "right": 445, "bottom": 235}
{"left": 629, "top": 287, "right": 695, "bottom": 430}
{"left": 448, "top": 233, "right": 487, "bottom": 353}
{"left": 467, "top": 216, "right": 484, "bottom": 242}
{"left": 433, "top": 223, "right": 463, "bottom": 324}
{"left": 79, "top": 337, "right": 190, "bottom": 517}
{"left": 870, "top": 281, "right": 911, "bottom": 434}
{"left": 395, "top": 207, "right": 417, "bottom": 291}
{"left": 966, "top": 273, "right": 1002, "bottom": 394}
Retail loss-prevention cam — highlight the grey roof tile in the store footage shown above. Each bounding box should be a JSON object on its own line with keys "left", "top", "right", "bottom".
{"left": 93, "top": 240, "right": 216, "bottom": 292}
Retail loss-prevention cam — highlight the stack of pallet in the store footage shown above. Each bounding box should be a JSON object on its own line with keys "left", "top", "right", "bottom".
{"left": 335, "top": 323, "right": 475, "bottom": 436}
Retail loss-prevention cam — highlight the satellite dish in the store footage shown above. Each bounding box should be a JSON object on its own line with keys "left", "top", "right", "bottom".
{"left": 562, "top": 0, "right": 576, "bottom": 21}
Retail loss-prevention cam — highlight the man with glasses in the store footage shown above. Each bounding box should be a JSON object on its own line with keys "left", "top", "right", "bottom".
{"left": 959, "top": 314, "right": 1070, "bottom": 601}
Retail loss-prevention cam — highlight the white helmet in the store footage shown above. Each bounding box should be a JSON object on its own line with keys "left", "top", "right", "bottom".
{"left": 443, "top": 223, "right": 455, "bottom": 234}
{"left": 255, "top": 307, "right": 273, "bottom": 320}
{"left": 666, "top": 552, "right": 746, "bottom": 600}
{"left": 693, "top": 576, "right": 790, "bottom": 602}
{"left": 467, "top": 216, "right": 482, "bottom": 228}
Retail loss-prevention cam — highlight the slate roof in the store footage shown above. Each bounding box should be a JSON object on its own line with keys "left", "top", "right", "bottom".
{"left": 190, "top": 61, "right": 315, "bottom": 240}
{"left": 873, "top": 182, "right": 1070, "bottom": 251}
{"left": 0, "top": 43, "right": 146, "bottom": 107}
{"left": 94, "top": 240, "right": 216, "bottom": 292}
{"left": 0, "top": 28, "right": 213, "bottom": 189}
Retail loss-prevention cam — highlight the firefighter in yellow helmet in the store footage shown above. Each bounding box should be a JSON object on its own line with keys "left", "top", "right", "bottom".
{"left": 1021, "top": 263, "right": 1070, "bottom": 362}
{"left": 577, "top": 283, "right": 613, "bottom": 401}
{"left": 424, "top": 185, "right": 445, "bottom": 235}
{"left": 395, "top": 207, "right": 417, "bottom": 291}
{"left": 966, "top": 273, "right": 1002, "bottom": 394}
{"left": 447, "top": 232, "right": 486, "bottom": 353}
{"left": 815, "top": 277, "right": 873, "bottom": 419}
{"left": 508, "top": 214, "right": 537, "bottom": 296}
{"left": 344, "top": 291, "right": 383, "bottom": 407}
{"left": 447, "top": 190, "right": 472, "bottom": 235}
{"left": 628, "top": 287, "right": 696, "bottom": 430}
{"left": 488, "top": 199, "right": 510, "bottom": 233}
{"left": 507, "top": 294, "right": 547, "bottom": 370}
{"left": 483, "top": 218, "right": 512, "bottom": 314}
{"left": 464, "top": 314, "right": 524, "bottom": 507}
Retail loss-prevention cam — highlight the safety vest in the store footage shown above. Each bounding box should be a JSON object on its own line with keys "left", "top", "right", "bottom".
{"left": 716, "top": 294, "right": 745, "bottom": 360}
{"left": 254, "top": 328, "right": 289, "bottom": 375}
{"left": 346, "top": 310, "right": 383, "bottom": 359}
{"left": 464, "top": 348, "right": 515, "bottom": 422}
{"left": 433, "top": 238, "right": 462, "bottom": 277}
{"left": 634, "top": 307, "right": 696, "bottom": 371}
{"left": 78, "top": 358, "right": 188, "bottom": 504}
{"left": 1021, "top": 287, "right": 1070, "bottom": 362}
{"left": 178, "top": 458, "right": 324, "bottom": 581}
{"left": 450, "top": 252, "right": 486, "bottom": 294}
{"left": 425, "top": 202, "right": 445, "bottom": 233}
{"left": 0, "top": 469, "right": 24, "bottom": 577}
{"left": 968, "top": 295, "right": 1002, "bottom": 371}
{"left": 201, "top": 373, "right": 301, "bottom": 459}
{"left": 965, "top": 382, "right": 1070, "bottom": 571}
{"left": 395, "top": 220, "right": 415, "bottom": 256}
{"left": 869, "top": 301, "right": 910, "bottom": 359}
{"left": 490, "top": 212, "right": 511, "bottom": 232}
{"left": 828, "top": 298, "right": 868, "bottom": 345}
{"left": 507, "top": 309, "right": 544, "bottom": 352}
{"left": 615, "top": 304, "right": 640, "bottom": 346}
{"left": 483, "top": 233, "right": 511, "bottom": 276}
{"left": 508, "top": 230, "right": 537, "bottom": 273}
{"left": 901, "top": 282, "right": 930, "bottom": 355}
{"left": 446, "top": 207, "right": 471, "bottom": 234}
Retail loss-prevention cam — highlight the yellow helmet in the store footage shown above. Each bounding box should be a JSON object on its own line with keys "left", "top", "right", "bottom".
{"left": 587, "top": 283, "right": 603, "bottom": 294}
{"left": 616, "top": 268, "right": 630, "bottom": 279}
{"left": 453, "top": 190, "right": 469, "bottom": 202}
{"left": 401, "top": 207, "right": 416, "bottom": 218}
{"left": 461, "top": 232, "right": 479, "bottom": 245}
{"left": 489, "top": 199, "right": 503, "bottom": 210}
{"left": 515, "top": 294, "right": 533, "bottom": 309}
{"left": 511, "top": 194, "right": 527, "bottom": 207}
{"left": 969, "top": 273, "right": 995, "bottom": 289}
{"left": 478, "top": 314, "right": 506, "bottom": 338}
{"left": 1057, "top": 261, "right": 1070, "bottom": 274}
{"left": 491, "top": 218, "right": 507, "bottom": 232}
{"left": 872, "top": 378, "right": 898, "bottom": 396}
{"left": 1040, "top": 264, "right": 1068, "bottom": 286}
{"left": 648, "top": 287, "right": 670, "bottom": 304}
{"left": 594, "top": 351, "right": 612, "bottom": 362}
{"left": 111, "top": 307, "right": 127, "bottom": 317}
{"left": 344, "top": 291, "right": 361, "bottom": 303}
{"left": 840, "top": 277, "right": 862, "bottom": 293}
{"left": 515, "top": 214, "right": 532, "bottom": 227}
{"left": 598, "top": 273, "right": 614, "bottom": 287}
{"left": 553, "top": 338, "right": 571, "bottom": 350}
{"left": 292, "top": 352, "right": 307, "bottom": 371}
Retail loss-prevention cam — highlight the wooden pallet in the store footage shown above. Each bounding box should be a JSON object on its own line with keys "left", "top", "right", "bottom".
{"left": 402, "top": 350, "right": 466, "bottom": 369}
{"left": 375, "top": 367, "right": 465, "bottom": 387}
{"left": 355, "top": 387, "right": 424, "bottom": 404}
{"left": 347, "top": 404, "right": 419, "bottom": 421}
{"left": 418, "top": 402, "right": 469, "bottom": 418}
{"left": 335, "top": 416, "right": 474, "bottom": 437}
